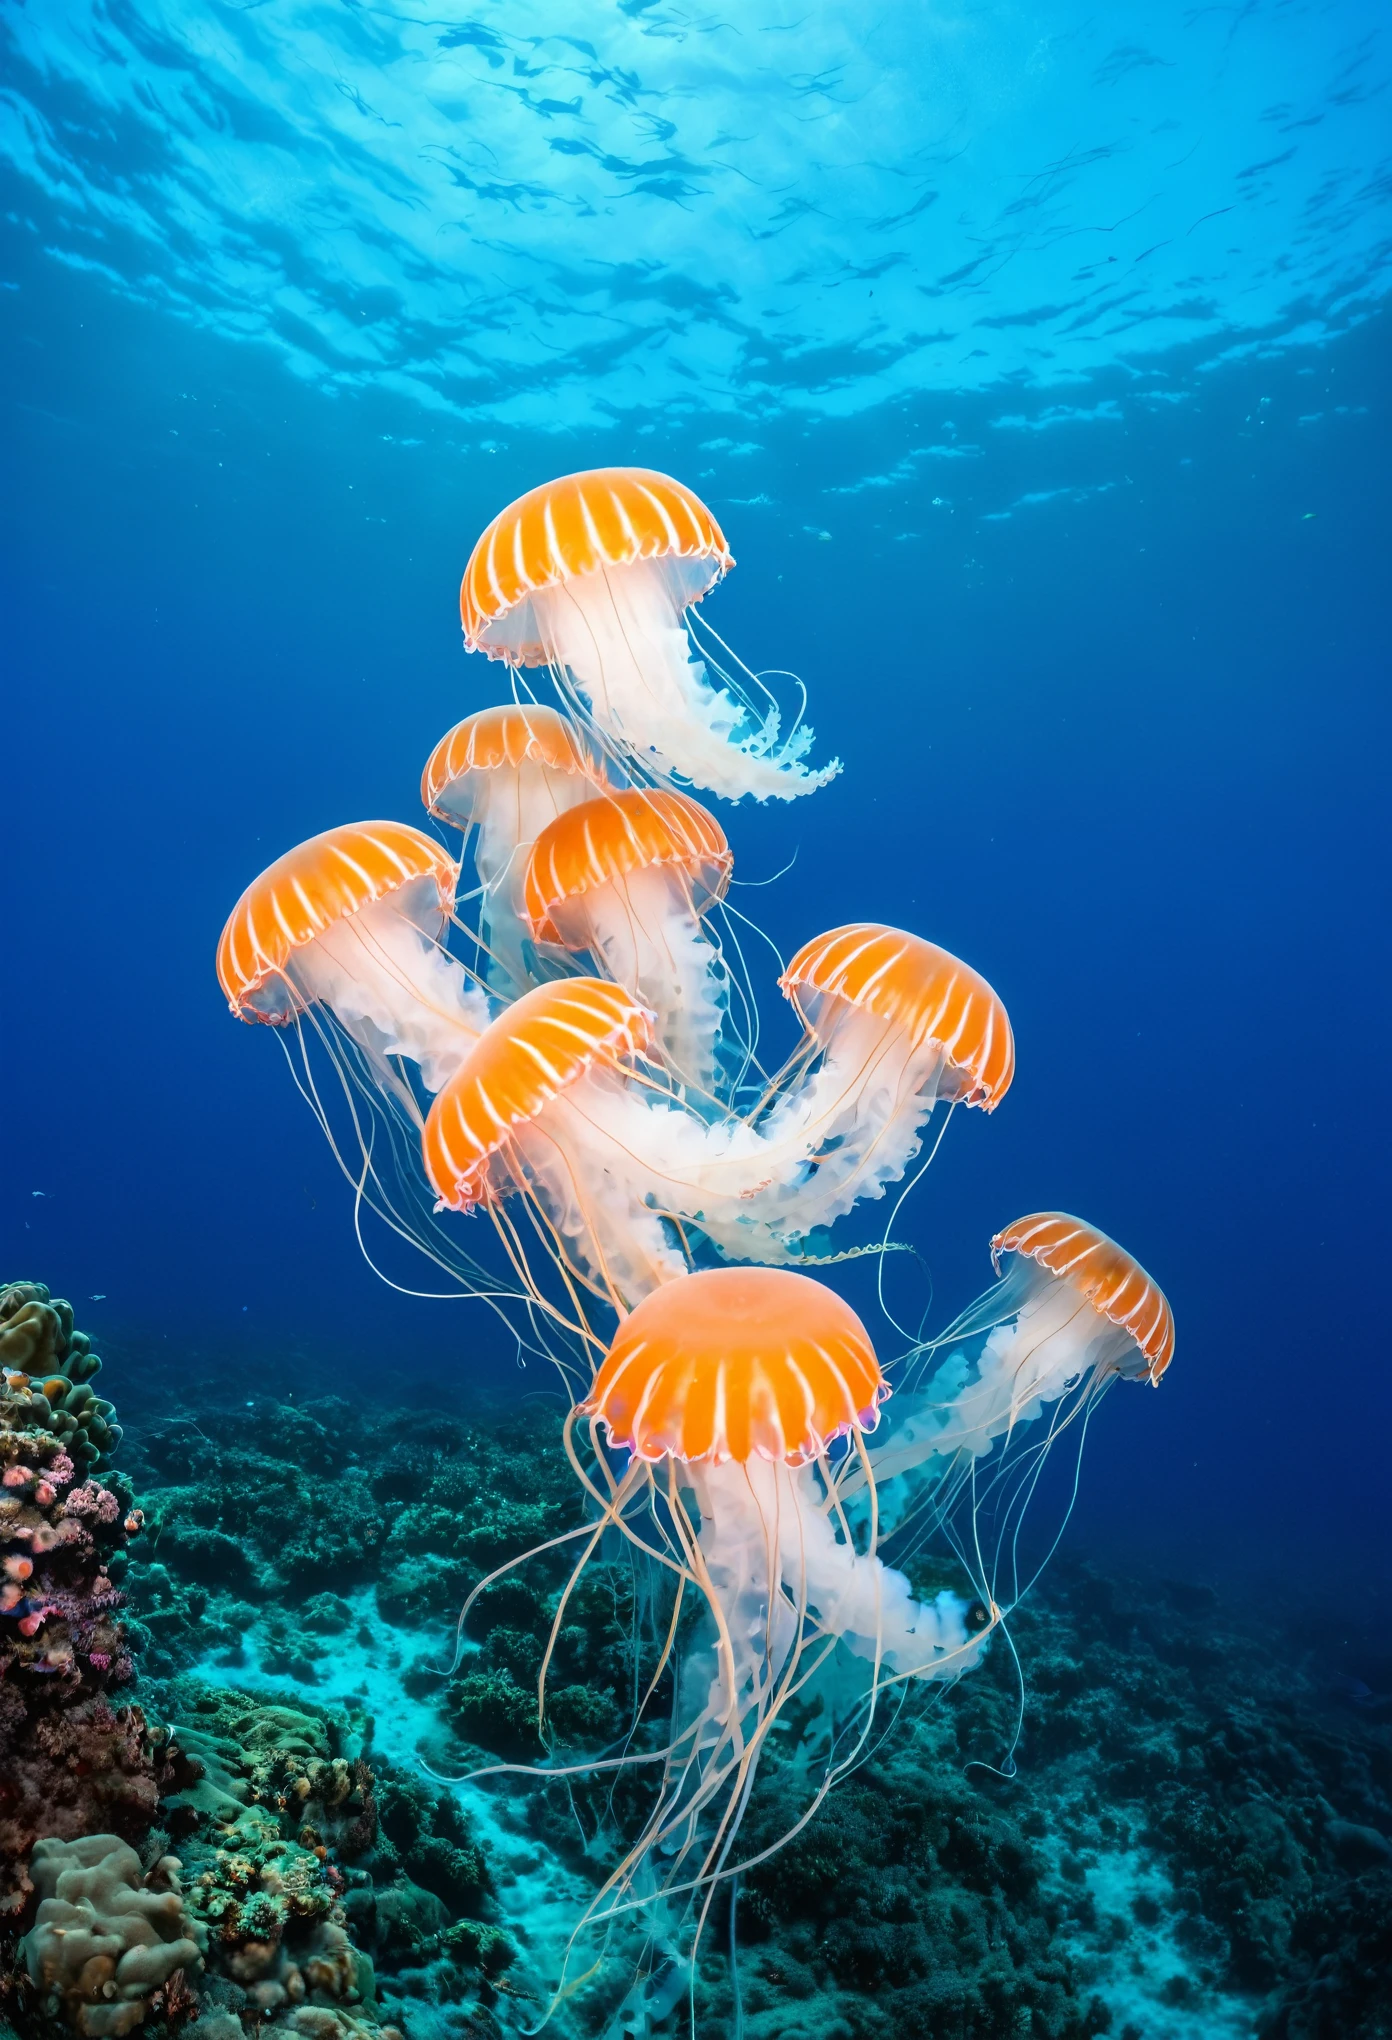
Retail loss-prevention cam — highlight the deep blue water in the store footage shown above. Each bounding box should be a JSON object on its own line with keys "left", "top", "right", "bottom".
{"left": 3, "top": 0, "right": 1390, "bottom": 1607}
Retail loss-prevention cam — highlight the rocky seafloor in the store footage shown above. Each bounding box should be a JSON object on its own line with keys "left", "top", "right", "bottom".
{"left": 2, "top": 1282, "right": 1389, "bottom": 2040}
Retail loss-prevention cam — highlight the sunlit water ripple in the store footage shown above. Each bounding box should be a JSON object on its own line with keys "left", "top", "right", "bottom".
{"left": 3, "top": 0, "right": 1389, "bottom": 435}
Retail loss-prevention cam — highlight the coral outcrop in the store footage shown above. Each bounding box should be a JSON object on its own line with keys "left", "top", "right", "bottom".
{"left": 19, "top": 1837, "right": 203, "bottom": 2038}
{"left": 147, "top": 1684, "right": 506, "bottom": 2039}
{"left": 0, "top": 1292, "right": 413, "bottom": 2040}
{"left": 1, "top": 1284, "right": 123, "bottom": 1474}
{"left": 1, "top": 1283, "right": 161, "bottom": 1920}
{"left": 141, "top": 1685, "right": 379, "bottom": 2034}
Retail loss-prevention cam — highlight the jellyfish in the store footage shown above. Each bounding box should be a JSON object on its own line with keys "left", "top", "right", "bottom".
{"left": 583, "top": 1268, "right": 983, "bottom": 1680}
{"left": 420, "top": 703, "right": 609, "bottom": 996}
{"left": 421, "top": 975, "right": 689, "bottom": 1335}
{"left": 865, "top": 1215, "right": 1174, "bottom": 1554}
{"left": 217, "top": 822, "right": 501, "bottom": 1299}
{"left": 419, "top": 921, "right": 1014, "bottom": 1312}
{"left": 459, "top": 467, "right": 838, "bottom": 802}
{"left": 453, "top": 1268, "right": 989, "bottom": 2011}
{"left": 216, "top": 821, "right": 490, "bottom": 1091}
{"left": 523, "top": 787, "right": 733, "bottom": 1096}
{"left": 688, "top": 922, "right": 1015, "bottom": 1261}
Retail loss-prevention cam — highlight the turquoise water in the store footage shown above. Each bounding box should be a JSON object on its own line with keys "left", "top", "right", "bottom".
{"left": 3, "top": 6, "right": 1391, "bottom": 2038}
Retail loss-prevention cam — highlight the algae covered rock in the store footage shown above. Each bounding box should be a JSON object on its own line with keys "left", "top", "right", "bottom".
{"left": 19, "top": 1836, "right": 203, "bottom": 2037}
{"left": 439, "top": 1920, "right": 513, "bottom": 1980}
{"left": 371, "top": 1767, "right": 489, "bottom": 1919}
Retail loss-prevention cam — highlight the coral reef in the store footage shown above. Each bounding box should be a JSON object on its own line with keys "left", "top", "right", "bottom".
{"left": 1, "top": 1285, "right": 123, "bottom": 1475}
{"left": 148, "top": 1680, "right": 509, "bottom": 2040}
{"left": 1, "top": 1284, "right": 161, "bottom": 1920}
{"left": 720, "top": 1560, "right": 1392, "bottom": 2040}
{"left": 158, "top": 1683, "right": 376, "bottom": 2019}
{"left": 116, "top": 1373, "right": 1392, "bottom": 2038}
{"left": 5, "top": 1298, "right": 1390, "bottom": 2040}
{"left": 19, "top": 1837, "right": 203, "bottom": 2038}
{"left": 119, "top": 1396, "right": 639, "bottom": 1771}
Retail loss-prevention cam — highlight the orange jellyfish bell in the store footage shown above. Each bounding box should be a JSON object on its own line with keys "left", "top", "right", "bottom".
{"left": 420, "top": 703, "right": 604, "bottom": 823}
{"left": 458, "top": 470, "right": 833, "bottom": 803}
{"left": 582, "top": 1266, "right": 885, "bottom": 1465}
{"left": 781, "top": 923, "right": 1015, "bottom": 1111}
{"left": 422, "top": 977, "right": 654, "bottom": 1214}
{"left": 991, "top": 1214, "right": 1175, "bottom": 1381}
{"left": 459, "top": 468, "right": 732, "bottom": 662}
{"left": 217, "top": 821, "right": 458, "bottom": 1024}
{"left": 523, "top": 789, "right": 731, "bottom": 945}
{"left": 217, "top": 821, "right": 487, "bottom": 1138}
{"left": 521, "top": 787, "right": 733, "bottom": 1089}
{"left": 423, "top": 977, "right": 705, "bottom": 1313}
{"left": 421, "top": 703, "right": 611, "bottom": 995}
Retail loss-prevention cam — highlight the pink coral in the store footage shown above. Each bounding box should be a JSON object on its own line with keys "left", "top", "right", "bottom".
{"left": 63, "top": 1481, "right": 119, "bottom": 1522}
{"left": 49, "top": 1450, "right": 76, "bottom": 1487}
{"left": 3, "top": 1465, "right": 33, "bottom": 1488}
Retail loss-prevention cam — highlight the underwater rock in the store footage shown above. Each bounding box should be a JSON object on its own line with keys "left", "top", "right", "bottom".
{"left": 372, "top": 1771, "right": 489, "bottom": 1920}
{"left": 19, "top": 1836, "right": 203, "bottom": 2037}
{"left": 438, "top": 1922, "right": 513, "bottom": 1982}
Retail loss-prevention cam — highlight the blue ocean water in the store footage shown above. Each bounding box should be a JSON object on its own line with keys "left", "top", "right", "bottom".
{"left": 4, "top": 8, "right": 1392, "bottom": 2035}
{"left": 3, "top": 0, "right": 1390, "bottom": 1594}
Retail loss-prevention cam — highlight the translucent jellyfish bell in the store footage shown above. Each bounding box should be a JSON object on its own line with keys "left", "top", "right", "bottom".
{"left": 692, "top": 923, "right": 1015, "bottom": 1260}
{"left": 523, "top": 787, "right": 733, "bottom": 1095}
{"left": 421, "top": 704, "right": 610, "bottom": 995}
{"left": 216, "top": 821, "right": 489, "bottom": 1091}
{"left": 459, "top": 468, "right": 838, "bottom": 803}
{"left": 463, "top": 1268, "right": 987, "bottom": 2015}
{"left": 586, "top": 1268, "right": 981, "bottom": 1689}
{"left": 872, "top": 1214, "right": 1175, "bottom": 1497}
{"left": 421, "top": 975, "right": 689, "bottom": 1323}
